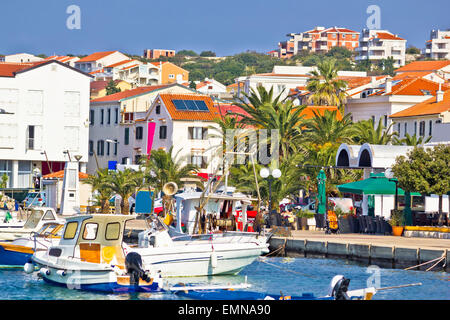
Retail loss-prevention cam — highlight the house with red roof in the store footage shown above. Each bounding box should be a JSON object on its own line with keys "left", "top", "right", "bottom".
{"left": 389, "top": 88, "right": 450, "bottom": 143}
{"left": 43, "top": 55, "right": 80, "bottom": 67}
{"left": 395, "top": 60, "right": 450, "bottom": 81}
{"left": 87, "top": 84, "right": 195, "bottom": 174}
{"left": 355, "top": 29, "right": 407, "bottom": 67}
{"left": 0, "top": 59, "right": 92, "bottom": 188}
{"left": 346, "top": 77, "right": 450, "bottom": 135}
{"left": 74, "top": 51, "right": 129, "bottom": 75}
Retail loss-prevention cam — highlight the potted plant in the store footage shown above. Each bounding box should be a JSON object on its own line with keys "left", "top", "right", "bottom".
{"left": 389, "top": 209, "right": 405, "bottom": 236}
{"left": 295, "top": 209, "right": 310, "bottom": 230}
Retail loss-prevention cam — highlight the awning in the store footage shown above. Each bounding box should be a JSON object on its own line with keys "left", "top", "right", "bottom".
{"left": 337, "top": 173, "right": 421, "bottom": 196}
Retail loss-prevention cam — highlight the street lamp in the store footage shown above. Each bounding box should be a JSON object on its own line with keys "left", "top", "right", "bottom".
{"left": 260, "top": 167, "right": 281, "bottom": 225}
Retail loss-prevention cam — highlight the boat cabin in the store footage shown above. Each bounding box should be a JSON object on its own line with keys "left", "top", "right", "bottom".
{"left": 173, "top": 191, "right": 257, "bottom": 235}
{"left": 53, "top": 214, "right": 135, "bottom": 267}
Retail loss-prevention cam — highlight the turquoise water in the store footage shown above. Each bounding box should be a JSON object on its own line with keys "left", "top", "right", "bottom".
{"left": 0, "top": 257, "right": 448, "bottom": 300}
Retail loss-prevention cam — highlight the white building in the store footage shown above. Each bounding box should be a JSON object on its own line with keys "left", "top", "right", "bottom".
{"left": 43, "top": 55, "right": 80, "bottom": 68}
{"left": 355, "top": 29, "right": 407, "bottom": 68}
{"left": 1, "top": 53, "right": 44, "bottom": 63}
{"left": 0, "top": 60, "right": 92, "bottom": 188}
{"left": 423, "top": 29, "right": 450, "bottom": 60}
{"left": 74, "top": 51, "right": 130, "bottom": 75}
{"left": 87, "top": 84, "right": 195, "bottom": 174}
{"left": 194, "top": 78, "right": 228, "bottom": 98}
{"left": 345, "top": 77, "right": 450, "bottom": 132}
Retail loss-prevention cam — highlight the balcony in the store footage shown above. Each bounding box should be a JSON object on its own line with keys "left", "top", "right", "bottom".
{"left": 355, "top": 46, "right": 368, "bottom": 52}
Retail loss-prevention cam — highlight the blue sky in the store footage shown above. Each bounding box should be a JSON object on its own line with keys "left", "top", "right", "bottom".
{"left": 1, "top": 0, "right": 449, "bottom": 57}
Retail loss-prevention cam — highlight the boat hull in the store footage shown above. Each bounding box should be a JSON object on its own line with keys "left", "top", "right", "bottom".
{"left": 135, "top": 243, "right": 269, "bottom": 277}
{"left": 0, "top": 244, "right": 33, "bottom": 268}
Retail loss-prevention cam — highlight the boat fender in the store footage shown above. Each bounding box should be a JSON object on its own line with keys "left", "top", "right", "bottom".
{"left": 24, "top": 262, "right": 35, "bottom": 274}
{"left": 210, "top": 252, "right": 218, "bottom": 268}
{"left": 56, "top": 270, "right": 67, "bottom": 277}
{"left": 39, "top": 268, "right": 51, "bottom": 276}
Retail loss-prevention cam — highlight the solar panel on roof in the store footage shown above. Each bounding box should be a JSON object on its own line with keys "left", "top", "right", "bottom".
{"left": 173, "top": 99, "right": 187, "bottom": 110}
{"left": 194, "top": 100, "right": 209, "bottom": 111}
{"left": 184, "top": 100, "right": 199, "bottom": 111}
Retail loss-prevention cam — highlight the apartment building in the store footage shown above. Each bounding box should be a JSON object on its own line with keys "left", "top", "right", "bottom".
{"left": 74, "top": 51, "right": 130, "bottom": 75}
{"left": 151, "top": 61, "right": 189, "bottom": 84}
{"left": 87, "top": 84, "right": 194, "bottom": 174}
{"left": 423, "top": 29, "right": 450, "bottom": 60}
{"left": 355, "top": 29, "right": 407, "bottom": 68}
{"left": 0, "top": 60, "right": 92, "bottom": 188}
{"left": 95, "top": 59, "right": 161, "bottom": 87}
{"left": 143, "top": 49, "right": 176, "bottom": 59}
{"left": 286, "top": 26, "right": 360, "bottom": 56}
{"left": 390, "top": 88, "right": 450, "bottom": 143}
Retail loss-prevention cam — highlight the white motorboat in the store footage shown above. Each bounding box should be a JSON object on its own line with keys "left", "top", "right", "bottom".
{"left": 131, "top": 215, "right": 269, "bottom": 277}
{"left": 27, "top": 214, "right": 163, "bottom": 293}
{"left": 0, "top": 207, "right": 62, "bottom": 241}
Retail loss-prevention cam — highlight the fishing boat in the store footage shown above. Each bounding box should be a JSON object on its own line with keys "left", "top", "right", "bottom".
{"left": 0, "top": 222, "right": 63, "bottom": 268}
{"left": 0, "top": 207, "right": 62, "bottom": 241}
{"left": 25, "top": 214, "right": 163, "bottom": 293}
{"left": 172, "top": 275, "right": 422, "bottom": 300}
{"left": 130, "top": 215, "right": 269, "bottom": 277}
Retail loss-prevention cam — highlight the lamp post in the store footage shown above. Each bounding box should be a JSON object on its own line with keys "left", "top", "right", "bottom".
{"left": 260, "top": 167, "right": 281, "bottom": 226}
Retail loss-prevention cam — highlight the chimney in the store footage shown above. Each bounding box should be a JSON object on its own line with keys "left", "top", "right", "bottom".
{"left": 436, "top": 83, "right": 444, "bottom": 103}
{"left": 385, "top": 77, "right": 392, "bottom": 94}
{"left": 371, "top": 76, "right": 377, "bottom": 85}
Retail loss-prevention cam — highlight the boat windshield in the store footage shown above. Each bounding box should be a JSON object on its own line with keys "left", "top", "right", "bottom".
{"left": 23, "top": 210, "right": 44, "bottom": 229}
{"left": 37, "top": 223, "right": 63, "bottom": 237}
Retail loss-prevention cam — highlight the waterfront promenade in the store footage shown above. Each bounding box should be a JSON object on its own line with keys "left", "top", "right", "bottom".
{"left": 269, "top": 230, "right": 450, "bottom": 271}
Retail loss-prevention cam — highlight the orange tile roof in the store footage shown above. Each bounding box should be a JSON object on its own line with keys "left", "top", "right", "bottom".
{"left": 43, "top": 170, "right": 89, "bottom": 180}
{"left": 373, "top": 77, "right": 450, "bottom": 96}
{"left": 392, "top": 71, "right": 433, "bottom": 80}
{"left": 338, "top": 75, "right": 388, "bottom": 90}
{"left": 390, "top": 89, "right": 450, "bottom": 118}
{"left": 0, "top": 61, "right": 48, "bottom": 77}
{"left": 90, "top": 84, "right": 172, "bottom": 102}
{"left": 121, "top": 63, "right": 140, "bottom": 70}
{"left": 105, "top": 59, "right": 135, "bottom": 68}
{"left": 76, "top": 51, "right": 118, "bottom": 62}
{"left": 301, "top": 106, "right": 343, "bottom": 120}
{"left": 372, "top": 32, "right": 405, "bottom": 41}
{"left": 158, "top": 93, "right": 220, "bottom": 121}
{"left": 395, "top": 60, "right": 450, "bottom": 72}
{"left": 227, "top": 83, "right": 244, "bottom": 88}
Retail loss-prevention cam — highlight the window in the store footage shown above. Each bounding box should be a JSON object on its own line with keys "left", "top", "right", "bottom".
{"left": 97, "top": 140, "right": 104, "bottom": 156}
{"left": 64, "top": 126, "right": 79, "bottom": 151}
{"left": 371, "top": 116, "right": 375, "bottom": 127}
{"left": 106, "top": 141, "right": 110, "bottom": 156}
{"left": 384, "top": 115, "right": 388, "bottom": 127}
{"left": 135, "top": 154, "right": 141, "bottom": 164}
{"left": 100, "top": 109, "right": 104, "bottom": 125}
{"left": 429, "top": 120, "right": 432, "bottom": 136}
{"left": 63, "top": 222, "right": 78, "bottom": 240}
{"left": 352, "top": 34, "right": 357, "bottom": 39}
{"left": 404, "top": 123, "right": 407, "bottom": 137}
{"left": 105, "top": 222, "right": 121, "bottom": 240}
{"left": 155, "top": 105, "right": 161, "bottom": 115}
{"left": 159, "top": 125, "right": 167, "bottom": 139}
{"left": 419, "top": 121, "right": 425, "bottom": 136}
{"left": 191, "top": 155, "right": 207, "bottom": 168}
{"left": 107, "top": 109, "right": 111, "bottom": 125}
{"left": 136, "top": 126, "right": 143, "bottom": 140}
{"left": 26, "top": 125, "right": 41, "bottom": 150}
{"left": 64, "top": 91, "right": 80, "bottom": 117}
{"left": 90, "top": 110, "right": 95, "bottom": 126}
{"left": 124, "top": 127, "right": 129, "bottom": 145}
{"left": 43, "top": 210, "right": 55, "bottom": 220}
{"left": 188, "top": 127, "right": 207, "bottom": 140}
{"left": 397, "top": 123, "right": 401, "bottom": 136}
{"left": 114, "top": 108, "right": 119, "bottom": 124}
{"left": 17, "top": 161, "right": 32, "bottom": 188}
{"left": 414, "top": 121, "right": 417, "bottom": 135}
{"left": 89, "top": 140, "right": 94, "bottom": 156}
{"left": 82, "top": 223, "right": 98, "bottom": 240}
{"left": 169, "top": 74, "right": 175, "bottom": 79}
{"left": 114, "top": 139, "right": 118, "bottom": 155}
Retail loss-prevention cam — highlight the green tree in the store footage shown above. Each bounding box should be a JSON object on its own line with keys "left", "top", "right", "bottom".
{"left": 189, "top": 80, "right": 197, "bottom": 90}
{"left": 200, "top": 51, "right": 216, "bottom": 57}
{"left": 105, "top": 80, "right": 121, "bottom": 95}
{"left": 393, "top": 132, "right": 432, "bottom": 146}
{"left": 104, "top": 169, "right": 143, "bottom": 214}
{"left": 83, "top": 168, "right": 113, "bottom": 213}
{"left": 392, "top": 145, "right": 450, "bottom": 224}
{"left": 406, "top": 46, "right": 421, "bottom": 55}
{"left": 177, "top": 50, "right": 198, "bottom": 57}
{"left": 352, "top": 118, "right": 398, "bottom": 145}
{"left": 306, "top": 59, "right": 348, "bottom": 112}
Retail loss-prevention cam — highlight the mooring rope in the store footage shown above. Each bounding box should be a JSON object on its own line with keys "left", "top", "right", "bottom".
{"left": 404, "top": 253, "right": 446, "bottom": 271}
{"left": 257, "top": 257, "right": 316, "bottom": 278}
{"left": 265, "top": 238, "right": 287, "bottom": 257}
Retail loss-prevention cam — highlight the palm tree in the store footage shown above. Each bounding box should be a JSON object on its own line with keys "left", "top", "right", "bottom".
{"left": 306, "top": 59, "right": 348, "bottom": 112}
{"left": 105, "top": 169, "right": 143, "bottom": 214}
{"left": 352, "top": 118, "right": 398, "bottom": 145}
{"left": 393, "top": 132, "right": 432, "bottom": 146}
{"left": 83, "top": 168, "right": 113, "bottom": 213}
{"left": 140, "top": 147, "right": 203, "bottom": 195}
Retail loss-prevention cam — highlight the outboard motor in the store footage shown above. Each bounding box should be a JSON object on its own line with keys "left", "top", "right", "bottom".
{"left": 125, "top": 252, "right": 151, "bottom": 285}
{"left": 328, "top": 275, "right": 351, "bottom": 300}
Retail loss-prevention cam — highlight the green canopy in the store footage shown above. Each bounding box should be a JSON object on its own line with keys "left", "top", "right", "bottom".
{"left": 337, "top": 174, "right": 421, "bottom": 196}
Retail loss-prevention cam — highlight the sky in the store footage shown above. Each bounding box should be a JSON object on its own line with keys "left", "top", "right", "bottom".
{"left": 0, "top": 0, "right": 449, "bottom": 57}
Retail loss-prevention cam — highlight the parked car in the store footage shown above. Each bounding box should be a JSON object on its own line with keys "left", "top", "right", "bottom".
{"left": 23, "top": 191, "right": 46, "bottom": 207}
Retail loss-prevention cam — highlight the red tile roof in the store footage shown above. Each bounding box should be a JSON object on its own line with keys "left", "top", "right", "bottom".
{"left": 158, "top": 93, "right": 220, "bottom": 121}
{"left": 372, "top": 32, "right": 405, "bottom": 41}
{"left": 215, "top": 104, "right": 250, "bottom": 121}
{"left": 338, "top": 75, "right": 388, "bottom": 90}
{"left": 76, "top": 51, "right": 118, "bottom": 63}
{"left": 43, "top": 170, "right": 89, "bottom": 180}
{"left": 372, "top": 77, "right": 450, "bottom": 96}
{"left": 390, "top": 89, "right": 450, "bottom": 118}
{"left": 90, "top": 85, "right": 172, "bottom": 102}
{"left": 395, "top": 60, "right": 450, "bottom": 73}
{"left": 0, "top": 61, "right": 45, "bottom": 77}
{"left": 105, "top": 59, "right": 136, "bottom": 68}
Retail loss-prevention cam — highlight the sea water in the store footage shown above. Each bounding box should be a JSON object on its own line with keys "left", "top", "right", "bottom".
{"left": 0, "top": 257, "right": 448, "bottom": 300}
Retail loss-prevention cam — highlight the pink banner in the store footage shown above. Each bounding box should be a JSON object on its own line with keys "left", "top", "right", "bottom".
{"left": 147, "top": 122, "right": 156, "bottom": 156}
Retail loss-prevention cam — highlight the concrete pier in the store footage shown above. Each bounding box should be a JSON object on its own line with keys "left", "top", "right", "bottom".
{"left": 269, "top": 230, "right": 450, "bottom": 272}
